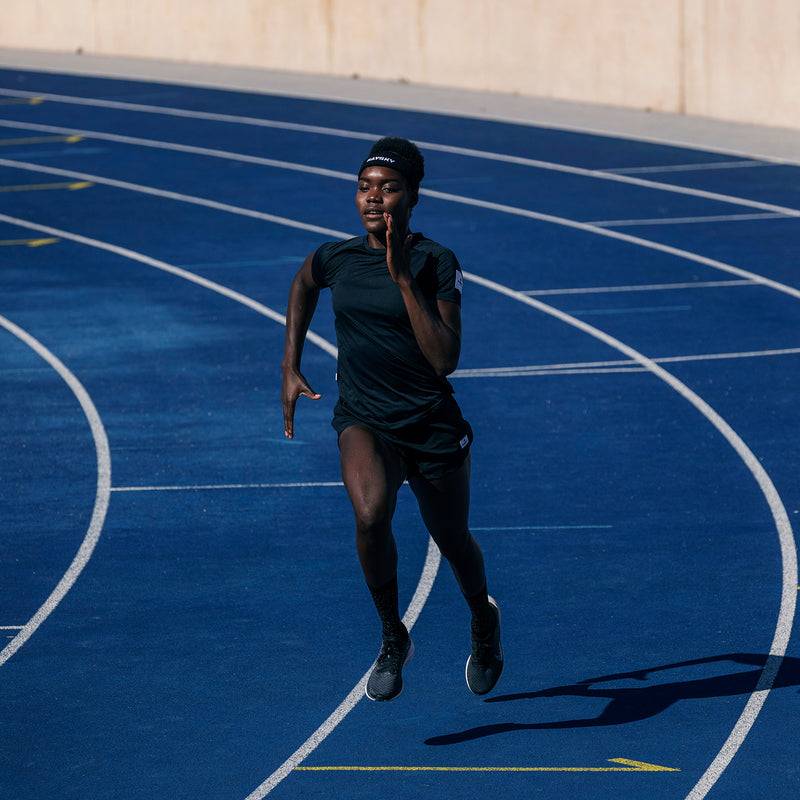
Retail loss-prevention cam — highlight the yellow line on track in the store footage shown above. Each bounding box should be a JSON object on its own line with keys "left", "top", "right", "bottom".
{"left": 0, "top": 134, "right": 83, "bottom": 145}
{"left": 0, "top": 97, "right": 45, "bottom": 106}
{"left": 295, "top": 758, "right": 679, "bottom": 773}
{"left": 0, "top": 237, "right": 60, "bottom": 248}
{"left": 0, "top": 181, "right": 93, "bottom": 193}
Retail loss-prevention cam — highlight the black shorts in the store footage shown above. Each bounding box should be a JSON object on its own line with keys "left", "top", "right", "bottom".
{"left": 333, "top": 395, "right": 473, "bottom": 480}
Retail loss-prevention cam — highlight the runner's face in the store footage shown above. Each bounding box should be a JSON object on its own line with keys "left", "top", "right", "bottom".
{"left": 356, "top": 166, "right": 417, "bottom": 245}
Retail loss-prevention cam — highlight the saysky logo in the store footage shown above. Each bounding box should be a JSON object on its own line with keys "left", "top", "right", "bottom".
{"left": 455, "top": 269, "right": 464, "bottom": 294}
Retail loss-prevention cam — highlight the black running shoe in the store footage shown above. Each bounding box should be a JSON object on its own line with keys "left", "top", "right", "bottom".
{"left": 366, "top": 635, "right": 414, "bottom": 702}
{"left": 465, "top": 597, "right": 503, "bottom": 695}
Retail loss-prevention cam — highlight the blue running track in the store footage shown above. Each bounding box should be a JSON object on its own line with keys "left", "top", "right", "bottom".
{"left": 1, "top": 63, "right": 799, "bottom": 800}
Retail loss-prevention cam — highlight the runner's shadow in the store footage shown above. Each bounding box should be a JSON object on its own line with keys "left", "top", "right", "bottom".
{"left": 426, "top": 653, "right": 800, "bottom": 746}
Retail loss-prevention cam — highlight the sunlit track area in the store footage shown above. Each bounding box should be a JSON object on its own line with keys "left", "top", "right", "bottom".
{"left": 1, "top": 61, "right": 799, "bottom": 800}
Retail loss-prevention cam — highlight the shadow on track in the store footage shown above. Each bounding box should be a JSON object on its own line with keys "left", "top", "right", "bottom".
{"left": 425, "top": 653, "right": 800, "bottom": 745}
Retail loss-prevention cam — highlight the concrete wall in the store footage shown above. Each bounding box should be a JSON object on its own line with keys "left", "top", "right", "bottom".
{"left": 1, "top": 0, "right": 798, "bottom": 130}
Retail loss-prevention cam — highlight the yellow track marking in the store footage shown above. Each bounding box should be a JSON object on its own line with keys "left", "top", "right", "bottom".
{"left": 295, "top": 758, "right": 679, "bottom": 773}
{"left": 0, "top": 237, "right": 59, "bottom": 248}
{"left": 0, "top": 181, "right": 93, "bottom": 193}
{"left": 0, "top": 97, "right": 45, "bottom": 106}
{"left": 609, "top": 758, "right": 680, "bottom": 771}
{"left": 0, "top": 134, "right": 83, "bottom": 145}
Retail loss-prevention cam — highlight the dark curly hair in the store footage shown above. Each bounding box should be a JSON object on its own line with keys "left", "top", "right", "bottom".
{"left": 361, "top": 136, "right": 425, "bottom": 192}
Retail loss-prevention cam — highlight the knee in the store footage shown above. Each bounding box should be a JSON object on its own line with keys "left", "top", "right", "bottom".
{"left": 352, "top": 497, "right": 393, "bottom": 544}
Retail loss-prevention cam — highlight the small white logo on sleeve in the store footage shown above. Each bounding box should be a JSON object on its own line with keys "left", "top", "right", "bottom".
{"left": 459, "top": 435, "right": 469, "bottom": 449}
{"left": 454, "top": 269, "right": 464, "bottom": 294}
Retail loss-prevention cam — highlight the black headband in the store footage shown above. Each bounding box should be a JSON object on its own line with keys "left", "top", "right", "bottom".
{"left": 358, "top": 152, "right": 415, "bottom": 187}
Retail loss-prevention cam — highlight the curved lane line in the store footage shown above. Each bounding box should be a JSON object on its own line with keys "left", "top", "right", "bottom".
{"left": 0, "top": 156, "right": 351, "bottom": 241}
{"left": 1, "top": 118, "right": 799, "bottom": 221}
{"left": 422, "top": 188, "right": 800, "bottom": 301}
{"left": 0, "top": 212, "right": 339, "bottom": 359}
{"left": 0, "top": 315, "right": 112, "bottom": 666}
{"left": 2, "top": 156, "right": 799, "bottom": 305}
{"left": 464, "top": 271, "right": 797, "bottom": 800}
{"left": 0, "top": 214, "right": 441, "bottom": 793}
{"left": 244, "top": 537, "right": 441, "bottom": 800}
{"left": 1, "top": 87, "right": 798, "bottom": 166}
{"left": 2, "top": 159, "right": 796, "bottom": 793}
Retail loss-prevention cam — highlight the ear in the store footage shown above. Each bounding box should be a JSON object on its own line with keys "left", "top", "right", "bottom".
{"left": 408, "top": 189, "right": 419, "bottom": 209}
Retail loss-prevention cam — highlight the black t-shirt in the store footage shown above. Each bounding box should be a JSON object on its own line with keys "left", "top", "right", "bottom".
{"left": 311, "top": 234, "right": 464, "bottom": 429}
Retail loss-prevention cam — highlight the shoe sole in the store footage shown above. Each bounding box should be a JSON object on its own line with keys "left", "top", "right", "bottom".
{"left": 365, "top": 639, "right": 414, "bottom": 702}
{"left": 465, "top": 597, "right": 503, "bottom": 695}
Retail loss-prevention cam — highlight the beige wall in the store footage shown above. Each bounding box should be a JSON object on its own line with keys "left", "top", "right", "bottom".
{"left": 1, "top": 0, "right": 798, "bottom": 129}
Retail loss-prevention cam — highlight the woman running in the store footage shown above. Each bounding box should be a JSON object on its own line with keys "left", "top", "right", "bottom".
{"left": 282, "top": 136, "right": 502, "bottom": 701}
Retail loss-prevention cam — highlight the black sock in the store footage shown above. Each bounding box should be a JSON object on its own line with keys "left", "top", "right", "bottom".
{"left": 368, "top": 576, "right": 407, "bottom": 641}
{"left": 465, "top": 584, "right": 495, "bottom": 638}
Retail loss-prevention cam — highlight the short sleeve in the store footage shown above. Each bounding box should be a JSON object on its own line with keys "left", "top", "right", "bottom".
{"left": 310, "top": 246, "right": 330, "bottom": 288}
{"left": 435, "top": 247, "right": 463, "bottom": 306}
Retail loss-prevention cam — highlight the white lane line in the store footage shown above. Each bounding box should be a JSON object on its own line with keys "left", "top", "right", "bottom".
{"left": 453, "top": 361, "right": 640, "bottom": 377}
{"left": 0, "top": 212, "right": 339, "bottom": 359}
{"left": 589, "top": 212, "right": 788, "bottom": 228}
{"left": 456, "top": 366, "right": 646, "bottom": 377}
{"left": 1, "top": 116, "right": 800, "bottom": 221}
{"left": 0, "top": 156, "right": 351, "bottom": 242}
{"left": 472, "top": 525, "right": 613, "bottom": 531}
{"left": 570, "top": 304, "right": 692, "bottom": 316}
{"left": 0, "top": 213, "right": 441, "bottom": 795}
{"left": 4, "top": 170, "right": 795, "bottom": 797}
{"left": 654, "top": 347, "right": 800, "bottom": 364}
{"left": 3, "top": 156, "right": 800, "bottom": 307}
{"left": 685, "top": 656, "right": 792, "bottom": 800}
{"left": 524, "top": 280, "right": 755, "bottom": 295}
{"left": 246, "top": 267, "right": 798, "bottom": 797}
{"left": 1, "top": 87, "right": 797, "bottom": 167}
{"left": 422, "top": 187, "right": 800, "bottom": 302}
{"left": 0, "top": 90, "right": 381, "bottom": 142}
{"left": 607, "top": 160, "right": 770, "bottom": 174}
{"left": 244, "top": 536, "right": 441, "bottom": 800}
{"left": 462, "top": 271, "right": 797, "bottom": 800}
{"left": 452, "top": 347, "right": 800, "bottom": 378}
{"left": 0, "top": 315, "right": 112, "bottom": 667}
{"left": 111, "top": 481, "right": 344, "bottom": 492}
{"left": 417, "top": 149, "right": 800, "bottom": 217}
{"left": 0, "top": 119, "right": 354, "bottom": 181}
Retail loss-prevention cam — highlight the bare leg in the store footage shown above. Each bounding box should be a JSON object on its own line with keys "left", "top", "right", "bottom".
{"left": 339, "top": 424, "right": 411, "bottom": 644}
{"left": 408, "top": 454, "right": 487, "bottom": 599}
{"left": 339, "top": 425, "right": 415, "bottom": 701}
{"left": 338, "top": 424, "right": 407, "bottom": 590}
{"left": 411, "top": 455, "right": 503, "bottom": 694}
